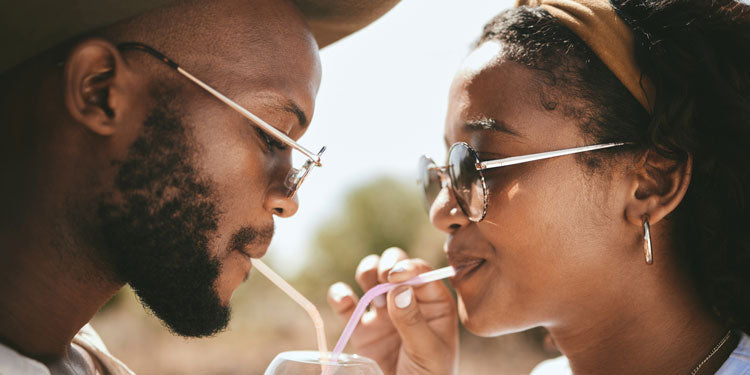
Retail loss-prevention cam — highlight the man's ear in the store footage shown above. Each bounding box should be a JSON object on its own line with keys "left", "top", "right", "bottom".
{"left": 624, "top": 150, "right": 692, "bottom": 226}
{"left": 63, "top": 38, "right": 134, "bottom": 136}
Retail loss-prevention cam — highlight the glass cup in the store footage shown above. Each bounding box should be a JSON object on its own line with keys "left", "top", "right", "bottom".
{"left": 265, "top": 351, "right": 383, "bottom": 375}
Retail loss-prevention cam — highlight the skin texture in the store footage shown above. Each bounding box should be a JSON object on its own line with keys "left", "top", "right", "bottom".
{"left": 330, "top": 41, "right": 727, "bottom": 375}
{"left": 0, "top": 0, "right": 320, "bottom": 373}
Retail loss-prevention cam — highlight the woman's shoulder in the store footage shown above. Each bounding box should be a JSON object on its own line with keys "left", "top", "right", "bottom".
{"left": 716, "top": 331, "right": 750, "bottom": 375}
{"left": 530, "top": 332, "right": 750, "bottom": 375}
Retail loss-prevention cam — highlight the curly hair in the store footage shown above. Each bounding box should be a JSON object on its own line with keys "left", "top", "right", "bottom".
{"left": 476, "top": 0, "right": 750, "bottom": 334}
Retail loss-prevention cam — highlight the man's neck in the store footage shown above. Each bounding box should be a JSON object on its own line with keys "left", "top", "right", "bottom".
{"left": 0, "top": 215, "right": 122, "bottom": 359}
{"left": 547, "top": 264, "right": 726, "bottom": 375}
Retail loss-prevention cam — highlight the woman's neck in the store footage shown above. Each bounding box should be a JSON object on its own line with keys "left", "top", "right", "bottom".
{"left": 547, "top": 263, "right": 727, "bottom": 375}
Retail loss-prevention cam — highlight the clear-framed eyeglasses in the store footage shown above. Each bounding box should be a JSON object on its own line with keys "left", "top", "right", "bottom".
{"left": 117, "top": 42, "right": 325, "bottom": 198}
{"left": 418, "top": 142, "right": 630, "bottom": 222}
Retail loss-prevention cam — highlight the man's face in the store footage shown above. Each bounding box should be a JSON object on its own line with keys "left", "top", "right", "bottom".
{"left": 94, "top": 1, "right": 321, "bottom": 337}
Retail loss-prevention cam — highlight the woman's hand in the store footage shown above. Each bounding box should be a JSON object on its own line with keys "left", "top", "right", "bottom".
{"left": 327, "top": 247, "right": 458, "bottom": 375}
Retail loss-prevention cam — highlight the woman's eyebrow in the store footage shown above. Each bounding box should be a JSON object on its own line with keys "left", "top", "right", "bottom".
{"left": 464, "top": 117, "right": 523, "bottom": 137}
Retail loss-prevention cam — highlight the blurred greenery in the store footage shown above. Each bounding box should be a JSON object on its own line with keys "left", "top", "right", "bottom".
{"left": 295, "top": 175, "right": 446, "bottom": 297}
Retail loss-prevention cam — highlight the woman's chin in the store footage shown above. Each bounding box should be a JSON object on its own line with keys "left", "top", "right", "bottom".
{"left": 458, "top": 295, "right": 498, "bottom": 337}
{"left": 458, "top": 293, "right": 527, "bottom": 337}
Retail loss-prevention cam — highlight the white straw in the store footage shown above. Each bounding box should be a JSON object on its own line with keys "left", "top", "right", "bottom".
{"left": 250, "top": 259, "right": 328, "bottom": 361}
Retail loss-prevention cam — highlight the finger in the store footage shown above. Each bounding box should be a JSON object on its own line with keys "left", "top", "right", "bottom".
{"left": 355, "top": 254, "right": 380, "bottom": 292}
{"left": 386, "top": 285, "right": 444, "bottom": 354}
{"left": 389, "top": 259, "right": 451, "bottom": 304}
{"left": 389, "top": 284, "right": 459, "bottom": 374}
{"left": 387, "top": 258, "right": 429, "bottom": 283}
{"left": 377, "top": 247, "right": 408, "bottom": 283}
{"left": 327, "top": 282, "right": 359, "bottom": 323}
{"left": 368, "top": 248, "right": 406, "bottom": 310}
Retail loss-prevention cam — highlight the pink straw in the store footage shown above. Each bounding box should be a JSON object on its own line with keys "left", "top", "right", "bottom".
{"left": 330, "top": 266, "right": 455, "bottom": 361}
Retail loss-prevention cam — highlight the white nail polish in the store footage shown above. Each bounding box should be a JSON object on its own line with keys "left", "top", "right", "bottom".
{"left": 395, "top": 288, "right": 412, "bottom": 309}
{"left": 390, "top": 264, "right": 406, "bottom": 275}
{"left": 330, "top": 283, "right": 349, "bottom": 303}
{"left": 373, "top": 295, "right": 386, "bottom": 308}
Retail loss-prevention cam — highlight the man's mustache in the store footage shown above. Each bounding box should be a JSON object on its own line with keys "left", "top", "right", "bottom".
{"left": 227, "top": 224, "right": 275, "bottom": 254}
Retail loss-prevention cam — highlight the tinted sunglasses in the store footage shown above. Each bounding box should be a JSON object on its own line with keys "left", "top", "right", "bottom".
{"left": 418, "top": 142, "right": 629, "bottom": 222}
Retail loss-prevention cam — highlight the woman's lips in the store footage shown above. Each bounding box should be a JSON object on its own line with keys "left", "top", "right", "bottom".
{"left": 450, "top": 258, "right": 485, "bottom": 284}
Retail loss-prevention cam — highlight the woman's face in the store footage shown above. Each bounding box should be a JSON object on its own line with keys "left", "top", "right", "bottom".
{"left": 436, "top": 41, "right": 636, "bottom": 336}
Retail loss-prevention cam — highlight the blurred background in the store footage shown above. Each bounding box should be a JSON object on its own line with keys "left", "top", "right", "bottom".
{"left": 92, "top": 0, "right": 561, "bottom": 373}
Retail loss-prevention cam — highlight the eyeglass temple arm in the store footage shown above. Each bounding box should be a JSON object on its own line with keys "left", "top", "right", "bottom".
{"left": 477, "top": 142, "right": 630, "bottom": 170}
{"left": 117, "top": 42, "right": 323, "bottom": 167}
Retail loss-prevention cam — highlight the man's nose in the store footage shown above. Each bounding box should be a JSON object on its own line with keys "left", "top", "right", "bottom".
{"left": 429, "top": 186, "right": 470, "bottom": 233}
{"left": 263, "top": 155, "right": 300, "bottom": 217}
{"left": 264, "top": 184, "right": 299, "bottom": 217}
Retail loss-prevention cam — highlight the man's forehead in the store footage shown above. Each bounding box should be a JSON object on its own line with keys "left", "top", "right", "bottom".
{"left": 170, "top": 32, "right": 320, "bottom": 131}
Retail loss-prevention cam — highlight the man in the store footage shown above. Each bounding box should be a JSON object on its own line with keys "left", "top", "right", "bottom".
{"left": 0, "top": 0, "right": 398, "bottom": 373}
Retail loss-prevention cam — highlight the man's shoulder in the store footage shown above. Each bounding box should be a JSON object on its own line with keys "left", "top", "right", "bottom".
{"left": 0, "top": 341, "right": 50, "bottom": 375}
{"left": 72, "top": 324, "right": 135, "bottom": 375}
{"left": 530, "top": 356, "right": 571, "bottom": 375}
{"left": 0, "top": 323, "right": 135, "bottom": 375}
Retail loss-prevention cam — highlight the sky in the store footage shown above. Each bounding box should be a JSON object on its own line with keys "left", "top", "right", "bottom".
{"left": 267, "top": 0, "right": 515, "bottom": 276}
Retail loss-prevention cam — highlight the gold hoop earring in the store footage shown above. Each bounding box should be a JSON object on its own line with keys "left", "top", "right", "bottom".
{"left": 643, "top": 216, "right": 653, "bottom": 265}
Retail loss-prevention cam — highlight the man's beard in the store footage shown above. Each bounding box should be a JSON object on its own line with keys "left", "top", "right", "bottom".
{"left": 94, "top": 96, "right": 263, "bottom": 337}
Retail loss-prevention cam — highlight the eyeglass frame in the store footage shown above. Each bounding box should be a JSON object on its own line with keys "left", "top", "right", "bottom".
{"left": 421, "top": 141, "right": 631, "bottom": 222}
{"left": 116, "top": 42, "right": 326, "bottom": 198}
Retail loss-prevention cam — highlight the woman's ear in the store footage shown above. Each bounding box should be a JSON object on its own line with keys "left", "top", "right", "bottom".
{"left": 624, "top": 150, "right": 692, "bottom": 226}
{"left": 63, "top": 38, "right": 136, "bottom": 136}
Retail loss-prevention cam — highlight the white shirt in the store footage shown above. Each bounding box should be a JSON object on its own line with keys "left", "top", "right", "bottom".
{"left": 531, "top": 332, "right": 750, "bottom": 375}
{"left": 0, "top": 324, "right": 134, "bottom": 375}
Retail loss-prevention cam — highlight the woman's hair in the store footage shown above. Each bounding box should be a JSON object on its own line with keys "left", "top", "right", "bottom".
{"left": 476, "top": 0, "right": 750, "bottom": 334}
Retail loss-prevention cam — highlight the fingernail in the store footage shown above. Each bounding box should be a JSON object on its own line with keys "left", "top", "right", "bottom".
{"left": 330, "top": 283, "right": 350, "bottom": 303}
{"left": 389, "top": 264, "right": 406, "bottom": 276}
{"left": 357, "top": 255, "right": 379, "bottom": 273}
{"left": 373, "top": 295, "right": 386, "bottom": 308}
{"left": 395, "top": 287, "right": 412, "bottom": 309}
{"left": 388, "top": 260, "right": 410, "bottom": 281}
{"left": 382, "top": 247, "right": 404, "bottom": 268}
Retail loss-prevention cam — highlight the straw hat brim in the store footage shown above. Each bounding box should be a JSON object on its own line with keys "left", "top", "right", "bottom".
{"left": 0, "top": 0, "right": 400, "bottom": 73}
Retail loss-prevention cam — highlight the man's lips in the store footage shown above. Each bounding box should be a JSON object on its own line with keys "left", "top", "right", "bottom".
{"left": 229, "top": 225, "right": 274, "bottom": 258}
{"left": 238, "top": 238, "right": 271, "bottom": 259}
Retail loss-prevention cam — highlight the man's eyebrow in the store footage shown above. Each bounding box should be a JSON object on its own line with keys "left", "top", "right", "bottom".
{"left": 273, "top": 99, "right": 309, "bottom": 129}
{"left": 464, "top": 117, "right": 522, "bottom": 137}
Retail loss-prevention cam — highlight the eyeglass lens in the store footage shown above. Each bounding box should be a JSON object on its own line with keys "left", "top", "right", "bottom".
{"left": 417, "top": 156, "right": 443, "bottom": 212}
{"left": 284, "top": 146, "right": 326, "bottom": 198}
{"left": 417, "top": 143, "right": 487, "bottom": 221}
{"left": 284, "top": 159, "right": 313, "bottom": 198}
{"left": 448, "top": 143, "right": 485, "bottom": 221}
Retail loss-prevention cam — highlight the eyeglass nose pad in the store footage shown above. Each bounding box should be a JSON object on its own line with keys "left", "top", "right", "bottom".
{"left": 284, "top": 167, "right": 301, "bottom": 193}
{"left": 284, "top": 159, "right": 315, "bottom": 198}
{"left": 439, "top": 169, "right": 450, "bottom": 189}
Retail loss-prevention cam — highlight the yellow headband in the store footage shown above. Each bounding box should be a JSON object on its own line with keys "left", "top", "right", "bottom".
{"left": 515, "top": 0, "right": 655, "bottom": 113}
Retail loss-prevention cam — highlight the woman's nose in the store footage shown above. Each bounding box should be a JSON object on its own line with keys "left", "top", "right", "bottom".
{"left": 429, "top": 186, "right": 470, "bottom": 233}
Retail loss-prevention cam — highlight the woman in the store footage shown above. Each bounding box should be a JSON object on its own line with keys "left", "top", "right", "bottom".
{"left": 328, "top": 0, "right": 750, "bottom": 374}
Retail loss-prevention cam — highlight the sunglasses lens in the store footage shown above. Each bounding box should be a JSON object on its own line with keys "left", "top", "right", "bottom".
{"left": 448, "top": 143, "right": 486, "bottom": 221}
{"left": 418, "top": 156, "right": 442, "bottom": 212}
